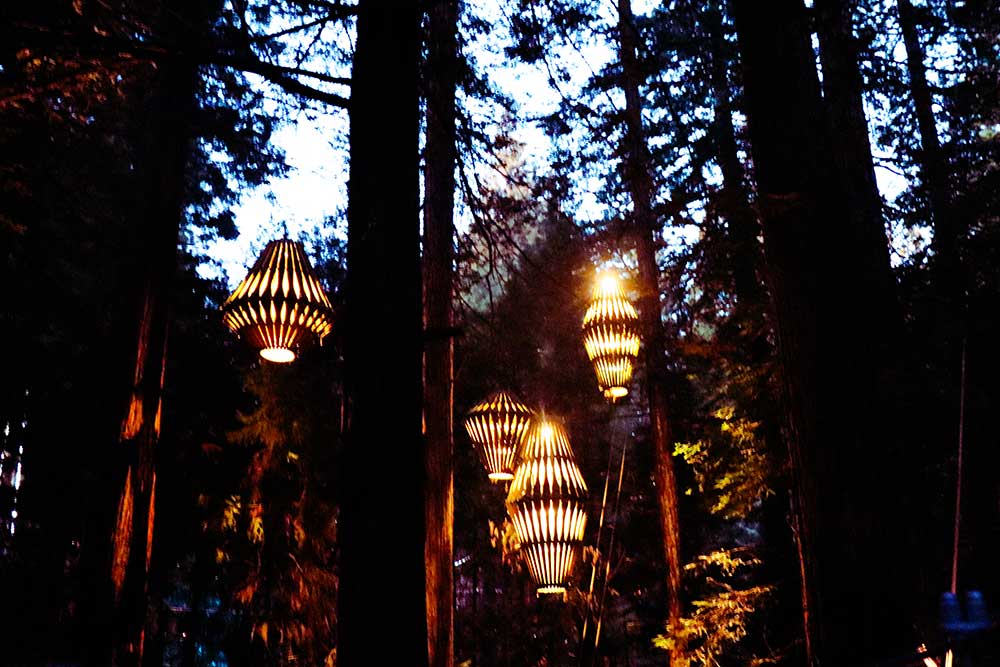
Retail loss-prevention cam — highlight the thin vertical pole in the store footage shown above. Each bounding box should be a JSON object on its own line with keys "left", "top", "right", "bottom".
{"left": 593, "top": 437, "right": 629, "bottom": 660}
{"left": 581, "top": 433, "right": 616, "bottom": 648}
{"left": 943, "top": 338, "right": 967, "bottom": 667}
{"left": 950, "top": 337, "right": 967, "bottom": 595}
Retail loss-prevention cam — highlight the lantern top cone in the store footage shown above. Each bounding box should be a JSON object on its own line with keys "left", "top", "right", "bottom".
{"left": 221, "top": 239, "right": 334, "bottom": 363}
{"left": 464, "top": 390, "right": 534, "bottom": 483}
{"left": 507, "top": 417, "right": 588, "bottom": 503}
{"left": 582, "top": 271, "right": 640, "bottom": 401}
{"left": 507, "top": 417, "right": 588, "bottom": 595}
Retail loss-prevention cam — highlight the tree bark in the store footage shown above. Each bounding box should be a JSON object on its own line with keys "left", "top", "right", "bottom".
{"left": 423, "top": 1, "right": 458, "bottom": 666}
{"left": 616, "top": 3, "right": 684, "bottom": 665}
{"left": 705, "top": 6, "right": 763, "bottom": 313}
{"left": 338, "top": 2, "right": 427, "bottom": 666}
{"left": 816, "top": 0, "right": 900, "bottom": 324}
{"left": 104, "top": 4, "right": 200, "bottom": 664}
{"left": 897, "top": 0, "right": 960, "bottom": 302}
{"left": 732, "top": 1, "right": 913, "bottom": 664}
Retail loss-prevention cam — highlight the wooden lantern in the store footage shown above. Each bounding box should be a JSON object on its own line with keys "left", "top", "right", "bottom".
{"left": 221, "top": 239, "right": 334, "bottom": 363}
{"left": 582, "top": 272, "right": 640, "bottom": 401}
{"left": 506, "top": 417, "right": 588, "bottom": 595}
{"left": 464, "top": 391, "right": 533, "bottom": 483}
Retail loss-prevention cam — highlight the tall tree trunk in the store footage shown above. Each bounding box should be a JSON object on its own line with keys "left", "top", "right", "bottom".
{"left": 705, "top": 7, "right": 763, "bottom": 313}
{"left": 897, "top": 0, "right": 960, "bottom": 303}
{"left": 423, "top": 1, "right": 458, "bottom": 666}
{"left": 730, "top": 5, "right": 824, "bottom": 661}
{"left": 339, "top": 2, "right": 427, "bottom": 666}
{"left": 616, "top": 3, "right": 684, "bottom": 664}
{"left": 816, "top": 0, "right": 900, "bottom": 324}
{"left": 816, "top": 0, "right": 926, "bottom": 632}
{"left": 105, "top": 5, "right": 199, "bottom": 664}
{"left": 732, "top": 0, "right": 912, "bottom": 664}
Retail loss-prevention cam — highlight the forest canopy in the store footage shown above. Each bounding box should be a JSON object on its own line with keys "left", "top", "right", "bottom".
{"left": 1, "top": 0, "right": 998, "bottom": 666}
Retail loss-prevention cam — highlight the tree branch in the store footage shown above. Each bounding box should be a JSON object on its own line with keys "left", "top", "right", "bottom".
{"left": 9, "top": 28, "right": 351, "bottom": 108}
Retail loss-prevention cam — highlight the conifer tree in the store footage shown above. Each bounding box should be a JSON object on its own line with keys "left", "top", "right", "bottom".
{"left": 339, "top": 2, "right": 427, "bottom": 665}
{"left": 423, "top": 0, "right": 460, "bottom": 665}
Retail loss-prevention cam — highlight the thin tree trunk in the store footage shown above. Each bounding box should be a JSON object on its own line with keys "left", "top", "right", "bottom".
{"left": 897, "top": 0, "right": 959, "bottom": 301}
{"left": 732, "top": 0, "right": 912, "bottom": 663}
{"left": 615, "top": 3, "right": 684, "bottom": 665}
{"left": 338, "top": 2, "right": 427, "bottom": 666}
{"left": 106, "top": 5, "right": 199, "bottom": 663}
{"left": 423, "top": 1, "right": 458, "bottom": 666}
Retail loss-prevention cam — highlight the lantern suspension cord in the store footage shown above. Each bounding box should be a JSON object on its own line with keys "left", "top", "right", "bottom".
{"left": 581, "top": 429, "right": 617, "bottom": 647}
{"left": 950, "top": 336, "right": 967, "bottom": 595}
{"left": 592, "top": 432, "right": 628, "bottom": 662}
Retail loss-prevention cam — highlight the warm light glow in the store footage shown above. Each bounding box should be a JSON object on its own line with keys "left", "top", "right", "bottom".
{"left": 260, "top": 347, "right": 296, "bottom": 363}
{"left": 507, "top": 418, "right": 588, "bottom": 595}
{"left": 583, "top": 271, "right": 640, "bottom": 401}
{"left": 222, "top": 239, "right": 334, "bottom": 362}
{"left": 597, "top": 272, "right": 620, "bottom": 296}
{"left": 464, "top": 391, "right": 534, "bottom": 483}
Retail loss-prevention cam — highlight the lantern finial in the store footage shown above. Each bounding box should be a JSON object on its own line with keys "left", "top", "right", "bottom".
{"left": 507, "top": 416, "right": 588, "bottom": 595}
{"left": 221, "top": 239, "right": 334, "bottom": 363}
{"left": 583, "top": 270, "right": 640, "bottom": 401}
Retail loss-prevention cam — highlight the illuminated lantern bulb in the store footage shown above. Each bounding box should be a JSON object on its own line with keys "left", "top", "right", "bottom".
{"left": 507, "top": 417, "right": 588, "bottom": 595}
{"left": 582, "top": 271, "right": 640, "bottom": 401}
{"left": 221, "top": 239, "right": 334, "bottom": 363}
{"left": 464, "top": 391, "right": 533, "bottom": 483}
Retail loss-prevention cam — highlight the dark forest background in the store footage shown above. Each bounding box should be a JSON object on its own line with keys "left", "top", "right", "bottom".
{"left": 1, "top": 0, "right": 999, "bottom": 666}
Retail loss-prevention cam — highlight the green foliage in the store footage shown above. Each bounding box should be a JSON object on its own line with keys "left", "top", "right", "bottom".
{"left": 656, "top": 550, "right": 775, "bottom": 667}
{"left": 675, "top": 405, "right": 772, "bottom": 521}
{"left": 208, "top": 363, "right": 339, "bottom": 666}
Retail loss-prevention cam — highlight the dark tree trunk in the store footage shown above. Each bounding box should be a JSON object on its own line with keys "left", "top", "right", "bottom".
{"left": 103, "top": 4, "right": 200, "bottom": 664}
{"left": 815, "top": 0, "right": 900, "bottom": 324}
{"left": 732, "top": 1, "right": 914, "bottom": 664}
{"left": 816, "top": 0, "right": 928, "bottom": 632}
{"left": 423, "top": 1, "right": 458, "bottom": 666}
{"left": 897, "top": 0, "right": 960, "bottom": 304}
{"left": 616, "top": 2, "right": 684, "bottom": 665}
{"left": 339, "top": 2, "right": 427, "bottom": 666}
{"left": 705, "top": 6, "right": 763, "bottom": 313}
{"left": 729, "top": 5, "right": 823, "bottom": 661}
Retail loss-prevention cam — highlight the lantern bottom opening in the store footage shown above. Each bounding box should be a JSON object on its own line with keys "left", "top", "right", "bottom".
{"left": 260, "top": 347, "right": 296, "bottom": 363}
{"left": 488, "top": 472, "right": 515, "bottom": 482}
{"left": 537, "top": 585, "right": 567, "bottom": 596}
{"left": 603, "top": 386, "right": 628, "bottom": 400}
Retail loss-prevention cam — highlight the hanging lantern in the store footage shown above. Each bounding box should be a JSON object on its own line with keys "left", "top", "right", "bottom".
{"left": 221, "top": 239, "right": 334, "bottom": 363}
{"left": 507, "top": 417, "right": 588, "bottom": 595}
{"left": 582, "top": 272, "right": 640, "bottom": 401}
{"left": 464, "top": 391, "right": 534, "bottom": 483}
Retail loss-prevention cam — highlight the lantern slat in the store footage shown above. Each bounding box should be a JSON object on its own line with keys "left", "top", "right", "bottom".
{"left": 582, "top": 273, "right": 641, "bottom": 401}
{"left": 463, "top": 390, "right": 533, "bottom": 482}
{"left": 221, "top": 239, "right": 334, "bottom": 363}
{"left": 507, "top": 418, "right": 588, "bottom": 595}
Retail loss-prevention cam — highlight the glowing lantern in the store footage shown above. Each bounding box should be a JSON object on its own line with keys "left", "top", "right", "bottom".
{"left": 582, "top": 272, "right": 640, "bottom": 401}
{"left": 507, "top": 417, "right": 588, "bottom": 595}
{"left": 464, "top": 391, "right": 533, "bottom": 483}
{"left": 221, "top": 239, "right": 334, "bottom": 363}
